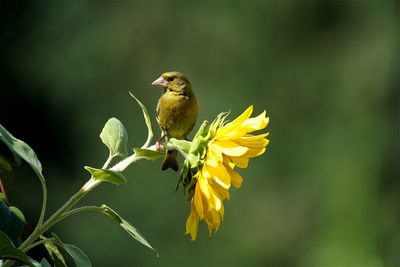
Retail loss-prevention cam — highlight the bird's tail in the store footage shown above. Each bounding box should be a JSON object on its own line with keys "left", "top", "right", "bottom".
{"left": 161, "top": 150, "right": 179, "bottom": 172}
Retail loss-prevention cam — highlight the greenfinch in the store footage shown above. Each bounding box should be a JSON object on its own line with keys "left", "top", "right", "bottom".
{"left": 152, "top": 71, "right": 199, "bottom": 171}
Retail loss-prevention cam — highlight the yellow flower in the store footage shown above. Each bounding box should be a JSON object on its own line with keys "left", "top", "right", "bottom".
{"left": 185, "top": 106, "right": 269, "bottom": 240}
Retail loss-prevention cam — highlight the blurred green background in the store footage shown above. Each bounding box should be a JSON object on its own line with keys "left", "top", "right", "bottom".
{"left": 0, "top": 1, "right": 398, "bottom": 266}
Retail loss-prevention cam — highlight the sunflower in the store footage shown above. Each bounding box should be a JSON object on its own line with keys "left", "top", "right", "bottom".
{"left": 171, "top": 106, "right": 269, "bottom": 240}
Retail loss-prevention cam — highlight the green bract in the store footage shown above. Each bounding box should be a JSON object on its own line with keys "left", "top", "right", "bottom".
{"left": 169, "top": 112, "right": 229, "bottom": 200}
{"left": 84, "top": 166, "right": 127, "bottom": 186}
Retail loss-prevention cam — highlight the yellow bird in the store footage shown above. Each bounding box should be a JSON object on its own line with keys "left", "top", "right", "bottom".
{"left": 152, "top": 71, "right": 199, "bottom": 171}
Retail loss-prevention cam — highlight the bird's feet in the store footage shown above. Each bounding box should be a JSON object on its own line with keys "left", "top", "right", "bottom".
{"left": 156, "top": 140, "right": 162, "bottom": 151}
{"left": 156, "top": 133, "right": 168, "bottom": 151}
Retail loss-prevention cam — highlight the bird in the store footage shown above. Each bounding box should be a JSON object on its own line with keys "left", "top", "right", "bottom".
{"left": 151, "top": 71, "right": 199, "bottom": 171}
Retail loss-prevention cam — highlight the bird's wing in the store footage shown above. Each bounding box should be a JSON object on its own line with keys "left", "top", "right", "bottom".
{"left": 156, "top": 99, "right": 161, "bottom": 125}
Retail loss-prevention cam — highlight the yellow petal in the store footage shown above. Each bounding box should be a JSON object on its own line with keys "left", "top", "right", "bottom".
{"left": 224, "top": 105, "right": 253, "bottom": 129}
{"left": 198, "top": 170, "right": 221, "bottom": 212}
{"left": 219, "top": 204, "right": 225, "bottom": 219}
{"left": 193, "top": 182, "right": 204, "bottom": 219}
{"left": 215, "top": 106, "right": 253, "bottom": 138}
{"left": 234, "top": 134, "right": 269, "bottom": 148}
{"left": 225, "top": 165, "right": 243, "bottom": 188}
{"left": 213, "top": 140, "right": 249, "bottom": 157}
{"left": 196, "top": 175, "right": 210, "bottom": 199}
{"left": 242, "top": 112, "right": 269, "bottom": 133}
{"left": 185, "top": 206, "right": 200, "bottom": 241}
{"left": 204, "top": 209, "right": 221, "bottom": 234}
{"left": 243, "top": 147, "right": 266, "bottom": 158}
{"left": 225, "top": 158, "right": 235, "bottom": 169}
{"left": 210, "top": 179, "right": 230, "bottom": 200}
{"left": 205, "top": 144, "right": 223, "bottom": 167}
{"left": 229, "top": 156, "right": 249, "bottom": 168}
{"left": 201, "top": 164, "right": 211, "bottom": 178}
{"left": 211, "top": 191, "right": 222, "bottom": 211}
{"left": 206, "top": 163, "right": 231, "bottom": 189}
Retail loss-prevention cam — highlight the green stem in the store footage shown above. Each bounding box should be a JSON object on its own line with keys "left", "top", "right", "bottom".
{"left": 17, "top": 178, "right": 101, "bottom": 253}
{"left": 37, "top": 173, "right": 47, "bottom": 228}
{"left": 54, "top": 206, "right": 102, "bottom": 225}
{"left": 22, "top": 238, "right": 55, "bottom": 253}
{"left": 102, "top": 152, "right": 113, "bottom": 169}
{"left": 16, "top": 151, "right": 145, "bottom": 254}
{"left": 110, "top": 153, "right": 139, "bottom": 172}
{"left": 16, "top": 172, "right": 48, "bottom": 263}
{"left": 2, "top": 146, "right": 157, "bottom": 267}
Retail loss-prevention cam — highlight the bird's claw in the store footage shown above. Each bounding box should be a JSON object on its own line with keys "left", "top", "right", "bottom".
{"left": 156, "top": 140, "right": 162, "bottom": 151}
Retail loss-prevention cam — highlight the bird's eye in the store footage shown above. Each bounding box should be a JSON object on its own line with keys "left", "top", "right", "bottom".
{"left": 167, "top": 76, "right": 175, "bottom": 82}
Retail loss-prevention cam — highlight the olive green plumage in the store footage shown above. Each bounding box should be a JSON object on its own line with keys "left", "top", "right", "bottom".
{"left": 152, "top": 71, "right": 199, "bottom": 171}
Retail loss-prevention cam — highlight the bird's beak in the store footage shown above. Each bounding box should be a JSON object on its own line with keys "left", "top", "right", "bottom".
{"left": 151, "top": 76, "right": 167, "bottom": 88}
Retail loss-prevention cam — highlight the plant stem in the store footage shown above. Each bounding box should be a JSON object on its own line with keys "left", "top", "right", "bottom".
{"left": 22, "top": 238, "right": 55, "bottom": 253}
{"left": 111, "top": 154, "right": 139, "bottom": 172}
{"left": 2, "top": 145, "right": 159, "bottom": 267}
{"left": 17, "top": 178, "right": 100, "bottom": 253}
{"left": 15, "top": 149, "right": 149, "bottom": 253}
{"left": 102, "top": 152, "right": 113, "bottom": 169}
{"left": 36, "top": 173, "right": 47, "bottom": 228}
{"left": 53, "top": 206, "right": 102, "bottom": 225}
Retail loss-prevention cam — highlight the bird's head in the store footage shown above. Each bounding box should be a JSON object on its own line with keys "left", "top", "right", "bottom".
{"left": 151, "top": 71, "right": 192, "bottom": 94}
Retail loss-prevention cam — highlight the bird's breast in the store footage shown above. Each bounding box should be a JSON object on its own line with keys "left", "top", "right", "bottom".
{"left": 157, "top": 93, "right": 199, "bottom": 139}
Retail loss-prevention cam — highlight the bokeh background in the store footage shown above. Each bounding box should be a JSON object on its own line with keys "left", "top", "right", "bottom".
{"left": 0, "top": 1, "right": 398, "bottom": 266}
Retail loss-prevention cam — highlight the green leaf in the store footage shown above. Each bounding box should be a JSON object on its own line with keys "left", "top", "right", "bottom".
{"left": 169, "top": 139, "right": 191, "bottom": 154}
{"left": 100, "top": 118, "right": 128, "bottom": 158}
{"left": 8, "top": 207, "right": 26, "bottom": 244}
{"left": 39, "top": 258, "right": 52, "bottom": 267}
{"left": 0, "top": 198, "right": 10, "bottom": 239}
{"left": 0, "top": 246, "right": 35, "bottom": 266}
{"left": 0, "top": 124, "right": 44, "bottom": 179}
{"left": 129, "top": 92, "right": 153, "bottom": 147}
{"left": 0, "top": 197, "right": 26, "bottom": 245}
{"left": 0, "top": 230, "right": 14, "bottom": 248}
{"left": 51, "top": 234, "right": 92, "bottom": 267}
{"left": 99, "top": 204, "right": 158, "bottom": 257}
{"left": 186, "top": 154, "right": 200, "bottom": 169}
{"left": 176, "top": 159, "right": 190, "bottom": 192}
{"left": 0, "top": 155, "right": 13, "bottom": 182}
{"left": 189, "top": 120, "right": 209, "bottom": 154}
{"left": 84, "top": 166, "right": 127, "bottom": 186}
{"left": 133, "top": 148, "right": 164, "bottom": 160}
{"left": 0, "top": 231, "right": 34, "bottom": 266}
{"left": 43, "top": 238, "right": 67, "bottom": 267}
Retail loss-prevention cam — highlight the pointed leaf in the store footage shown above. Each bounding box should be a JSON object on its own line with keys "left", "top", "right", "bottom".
{"left": 84, "top": 166, "right": 127, "bottom": 186}
{"left": 43, "top": 238, "right": 67, "bottom": 267}
{"left": 0, "top": 231, "right": 35, "bottom": 266}
{"left": 51, "top": 234, "right": 92, "bottom": 267}
{"left": 99, "top": 204, "right": 158, "bottom": 257}
{"left": 0, "top": 124, "right": 43, "bottom": 179}
{"left": 133, "top": 148, "right": 164, "bottom": 160}
{"left": 0, "top": 230, "right": 14, "bottom": 248}
{"left": 129, "top": 92, "right": 153, "bottom": 147}
{"left": 100, "top": 118, "right": 128, "bottom": 158}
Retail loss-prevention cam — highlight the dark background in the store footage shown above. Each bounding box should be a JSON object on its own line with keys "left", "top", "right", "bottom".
{"left": 0, "top": 1, "right": 398, "bottom": 266}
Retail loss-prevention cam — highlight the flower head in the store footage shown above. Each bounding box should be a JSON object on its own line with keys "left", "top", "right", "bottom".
{"left": 170, "top": 106, "right": 269, "bottom": 240}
